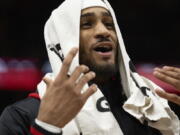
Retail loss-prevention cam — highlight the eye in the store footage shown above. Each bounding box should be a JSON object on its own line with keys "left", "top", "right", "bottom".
{"left": 80, "top": 22, "right": 92, "bottom": 29}
{"left": 105, "top": 22, "right": 114, "bottom": 29}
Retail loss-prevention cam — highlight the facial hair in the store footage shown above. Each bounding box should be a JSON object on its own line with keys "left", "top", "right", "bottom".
{"left": 79, "top": 48, "right": 119, "bottom": 83}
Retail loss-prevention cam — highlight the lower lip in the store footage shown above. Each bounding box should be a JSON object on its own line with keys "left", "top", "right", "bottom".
{"left": 95, "top": 51, "right": 113, "bottom": 57}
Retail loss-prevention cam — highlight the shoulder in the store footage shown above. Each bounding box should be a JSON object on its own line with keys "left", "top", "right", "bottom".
{"left": 0, "top": 97, "right": 40, "bottom": 129}
{"left": 12, "top": 96, "right": 40, "bottom": 114}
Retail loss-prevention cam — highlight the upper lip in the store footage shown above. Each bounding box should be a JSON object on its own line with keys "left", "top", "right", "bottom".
{"left": 93, "top": 41, "right": 114, "bottom": 51}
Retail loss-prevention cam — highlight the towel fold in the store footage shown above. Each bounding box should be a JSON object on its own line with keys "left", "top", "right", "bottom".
{"left": 38, "top": 0, "right": 180, "bottom": 134}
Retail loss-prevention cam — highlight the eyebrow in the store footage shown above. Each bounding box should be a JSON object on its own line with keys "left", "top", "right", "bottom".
{"left": 81, "top": 11, "right": 111, "bottom": 18}
{"left": 102, "top": 12, "right": 111, "bottom": 17}
{"left": 81, "top": 13, "right": 95, "bottom": 18}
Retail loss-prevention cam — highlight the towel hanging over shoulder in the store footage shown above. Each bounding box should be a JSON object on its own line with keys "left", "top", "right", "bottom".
{"left": 37, "top": 0, "right": 180, "bottom": 134}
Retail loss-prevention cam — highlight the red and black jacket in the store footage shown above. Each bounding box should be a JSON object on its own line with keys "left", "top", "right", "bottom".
{"left": 0, "top": 90, "right": 179, "bottom": 135}
{"left": 0, "top": 93, "right": 62, "bottom": 135}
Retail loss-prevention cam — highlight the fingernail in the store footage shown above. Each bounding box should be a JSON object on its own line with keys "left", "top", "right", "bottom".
{"left": 163, "top": 66, "right": 169, "bottom": 69}
{"left": 154, "top": 67, "right": 160, "bottom": 71}
{"left": 92, "top": 84, "right": 97, "bottom": 90}
{"left": 91, "top": 72, "right": 96, "bottom": 77}
{"left": 72, "top": 47, "right": 78, "bottom": 52}
{"left": 153, "top": 71, "right": 160, "bottom": 75}
{"left": 153, "top": 68, "right": 157, "bottom": 71}
{"left": 82, "top": 65, "right": 89, "bottom": 71}
{"left": 84, "top": 65, "right": 89, "bottom": 71}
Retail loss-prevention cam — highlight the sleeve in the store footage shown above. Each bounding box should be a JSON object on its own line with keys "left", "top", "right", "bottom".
{"left": 30, "top": 121, "right": 62, "bottom": 135}
{"left": 35, "top": 119, "right": 62, "bottom": 133}
{"left": 0, "top": 98, "right": 63, "bottom": 135}
{"left": 0, "top": 106, "right": 28, "bottom": 135}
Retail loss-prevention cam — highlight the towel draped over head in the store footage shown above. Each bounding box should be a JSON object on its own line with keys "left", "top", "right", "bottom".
{"left": 37, "top": 0, "right": 180, "bottom": 134}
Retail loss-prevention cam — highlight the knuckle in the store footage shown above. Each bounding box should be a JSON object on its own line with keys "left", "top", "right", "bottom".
{"left": 80, "top": 77, "right": 88, "bottom": 84}
{"left": 174, "top": 81, "right": 179, "bottom": 88}
{"left": 177, "top": 86, "right": 180, "bottom": 90}
{"left": 70, "top": 48, "right": 78, "bottom": 55}
{"left": 176, "top": 73, "right": 180, "bottom": 78}
{"left": 74, "top": 65, "right": 85, "bottom": 73}
{"left": 88, "top": 72, "right": 95, "bottom": 79}
{"left": 80, "top": 72, "right": 95, "bottom": 83}
{"left": 53, "top": 80, "right": 61, "bottom": 87}
{"left": 63, "top": 60, "right": 70, "bottom": 67}
{"left": 64, "top": 81, "right": 73, "bottom": 89}
{"left": 83, "top": 75, "right": 90, "bottom": 81}
{"left": 78, "top": 65, "right": 84, "bottom": 72}
{"left": 76, "top": 97, "right": 84, "bottom": 106}
{"left": 74, "top": 66, "right": 79, "bottom": 72}
{"left": 79, "top": 65, "right": 88, "bottom": 72}
{"left": 77, "top": 95, "right": 83, "bottom": 101}
{"left": 53, "top": 82, "right": 58, "bottom": 87}
{"left": 172, "top": 95, "right": 179, "bottom": 101}
{"left": 73, "top": 90, "right": 80, "bottom": 96}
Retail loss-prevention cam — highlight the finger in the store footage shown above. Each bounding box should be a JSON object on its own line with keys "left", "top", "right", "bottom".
{"left": 57, "top": 47, "right": 78, "bottom": 81}
{"left": 154, "top": 68, "right": 180, "bottom": 80}
{"left": 155, "top": 89, "right": 180, "bottom": 105}
{"left": 75, "top": 71, "right": 96, "bottom": 92}
{"left": 153, "top": 71, "right": 180, "bottom": 89}
{"left": 163, "top": 66, "right": 180, "bottom": 73}
{"left": 43, "top": 77, "right": 53, "bottom": 86}
{"left": 82, "top": 84, "right": 97, "bottom": 101}
{"left": 69, "top": 65, "right": 89, "bottom": 83}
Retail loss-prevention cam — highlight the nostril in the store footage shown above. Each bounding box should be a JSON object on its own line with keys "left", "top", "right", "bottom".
{"left": 96, "top": 35, "right": 105, "bottom": 39}
{"left": 96, "top": 36, "right": 110, "bottom": 42}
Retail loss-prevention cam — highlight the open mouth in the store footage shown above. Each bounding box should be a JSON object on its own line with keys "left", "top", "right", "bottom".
{"left": 94, "top": 46, "right": 113, "bottom": 53}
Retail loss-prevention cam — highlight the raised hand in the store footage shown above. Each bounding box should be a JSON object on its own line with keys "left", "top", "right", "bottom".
{"left": 37, "top": 48, "right": 97, "bottom": 127}
{"left": 153, "top": 66, "right": 180, "bottom": 105}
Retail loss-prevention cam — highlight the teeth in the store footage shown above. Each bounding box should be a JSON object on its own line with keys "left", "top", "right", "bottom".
{"left": 94, "top": 46, "right": 112, "bottom": 52}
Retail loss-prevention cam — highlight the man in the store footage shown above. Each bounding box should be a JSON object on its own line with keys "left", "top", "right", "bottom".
{"left": 0, "top": 0, "right": 179, "bottom": 135}
{"left": 153, "top": 66, "right": 180, "bottom": 105}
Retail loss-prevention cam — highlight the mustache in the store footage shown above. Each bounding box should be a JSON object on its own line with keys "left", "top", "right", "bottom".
{"left": 97, "top": 36, "right": 111, "bottom": 42}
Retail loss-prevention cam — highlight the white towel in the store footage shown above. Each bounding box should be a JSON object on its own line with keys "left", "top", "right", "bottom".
{"left": 38, "top": 0, "right": 180, "bottom": 134}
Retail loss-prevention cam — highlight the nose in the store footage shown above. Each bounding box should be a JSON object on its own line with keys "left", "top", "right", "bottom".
{"left": 94, "top": 22, "right": 110, "bottom": 39}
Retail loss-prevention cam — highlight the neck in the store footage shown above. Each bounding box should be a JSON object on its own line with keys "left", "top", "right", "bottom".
{"left": 91, "top": 72, "right": 119, "bottom": 86}
{"left": 92, "top": 76, "right": 111, "bottom": 86}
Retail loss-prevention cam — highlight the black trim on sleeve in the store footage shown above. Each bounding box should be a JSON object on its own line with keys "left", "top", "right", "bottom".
{"left": 31, "top": 121, "right": 62, "bottom": 135}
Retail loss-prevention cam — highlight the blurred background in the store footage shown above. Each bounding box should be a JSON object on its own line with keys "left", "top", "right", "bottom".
{"left": 0, "top": 0, "right": 180, "bottom": 114}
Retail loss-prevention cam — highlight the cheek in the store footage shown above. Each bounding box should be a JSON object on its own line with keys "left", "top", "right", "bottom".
{"left": 112, "top": 33, "right": 118, "bottom": 44}
{"left": 80, "top": 31, "right": 88, "bottom": 46}
{"left": 80, "top": 31, "right": 93, "bottom": 50}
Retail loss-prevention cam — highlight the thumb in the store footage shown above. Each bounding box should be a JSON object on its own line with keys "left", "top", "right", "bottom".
{"left": 43, "top": 76, "right": 53, "bottom": 86}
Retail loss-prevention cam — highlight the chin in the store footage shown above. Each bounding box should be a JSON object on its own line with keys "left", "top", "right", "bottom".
{"left": 90, "top": 62, "right": 118, "bottom": 78}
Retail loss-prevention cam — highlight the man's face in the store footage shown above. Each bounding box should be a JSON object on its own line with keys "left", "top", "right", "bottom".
{"left": 79, "top": 7, "right": 118, "bottom": 79}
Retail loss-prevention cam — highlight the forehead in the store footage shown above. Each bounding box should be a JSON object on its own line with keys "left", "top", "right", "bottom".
{"left": 81, "top": 7, "right": 111, "bottom": 17}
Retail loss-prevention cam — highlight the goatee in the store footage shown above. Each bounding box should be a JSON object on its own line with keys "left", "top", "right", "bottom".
{"left": 80, "top": 58, "right": 118, "bottom": 84}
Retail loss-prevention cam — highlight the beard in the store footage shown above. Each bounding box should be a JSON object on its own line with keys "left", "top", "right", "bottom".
{"left": 79, "top": 51, "right": 119, "bottom": 83}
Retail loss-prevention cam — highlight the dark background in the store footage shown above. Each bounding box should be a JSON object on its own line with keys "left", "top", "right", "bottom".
{"left": 0, "top": 0, "right": 180, "bottom": 62}
{"left": 0, "top": 0, "right": 180, "bottom": 113}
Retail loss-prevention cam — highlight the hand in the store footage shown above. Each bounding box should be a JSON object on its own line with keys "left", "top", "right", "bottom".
{"left": 37, "top": 47, "right": 97, "bottom": 127}
{"left": 153, "top": 66, "right": 180, "bottom": 105}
